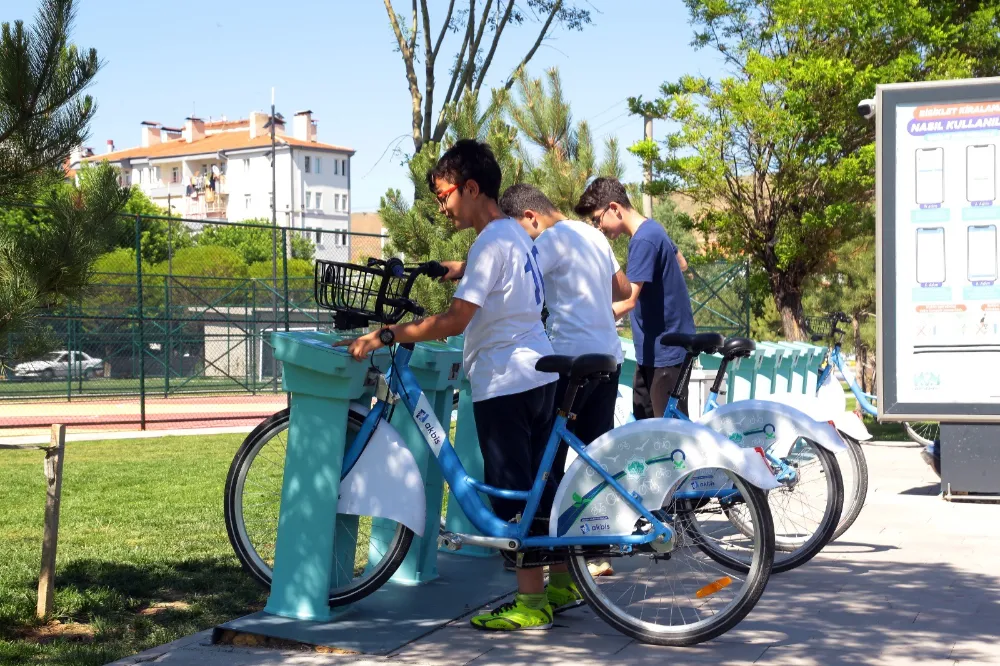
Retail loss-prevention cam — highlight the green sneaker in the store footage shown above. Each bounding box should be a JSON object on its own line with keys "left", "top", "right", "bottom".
{"left": 547, "top": 583, "right": 585, "bottom": 614}
{"left": 470, "top": 599, "right": 553, "bottom": 631}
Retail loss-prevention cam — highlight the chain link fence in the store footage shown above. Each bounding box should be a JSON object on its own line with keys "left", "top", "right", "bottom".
{"left": 0, "top": 204, "right": 386, "bottom": 437}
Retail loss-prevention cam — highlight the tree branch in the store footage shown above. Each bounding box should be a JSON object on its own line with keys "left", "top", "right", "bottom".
{"left": 503, "top": 0, "right": 563, "bottom": 90}
{"left": 383, "top": 0, "right": 425, "bottom": 151}
{"left": 457, "top": 0, "right": 495, "bottom": 95}
{"left": 420, "top": 0, "right": 435, "bottom": 142}
{"left": 433, "top": 0, "right": 456, "bottom": 59}
{"left": 474, "top": 0, "right": 516, "bottom": 92}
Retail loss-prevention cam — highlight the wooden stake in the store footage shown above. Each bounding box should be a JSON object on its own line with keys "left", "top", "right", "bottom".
{"left": 37, "top": 424, "right": 66, "bottom": 619}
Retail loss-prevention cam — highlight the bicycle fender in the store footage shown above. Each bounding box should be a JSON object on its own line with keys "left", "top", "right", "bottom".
{"left": 816, "top": 371, "right": 848, "bottom": 413}
{"left": 696, "top": 400, "right": 847, "bottom": 459}
{"left": 549, "top": 419, "right": 780, "bottom": 538}
{"left": 768, "top": 394, "right": 873, "bottom": 442}
{"left": 336, "top": 419, "right": 427, "bottom": 536}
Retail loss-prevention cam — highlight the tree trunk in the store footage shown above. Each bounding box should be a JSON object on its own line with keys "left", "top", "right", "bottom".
{"left": 771, "top": 278, "right": 807, "bottom": 341}
{"left": 852, "top": 314, "right": 876, "bottom": 394}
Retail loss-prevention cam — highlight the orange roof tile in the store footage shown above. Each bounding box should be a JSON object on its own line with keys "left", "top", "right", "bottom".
{"left": 205, "top": 119, "right": 250, "bottom": 130}
{"left": 85, "top": 132, "right": 354, "bottom": 163}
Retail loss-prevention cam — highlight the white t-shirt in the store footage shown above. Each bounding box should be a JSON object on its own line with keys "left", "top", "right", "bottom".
{"left": 454, "top": 218, "right": 558, "bottom": 401}
{"left": 534, "top": 219, "right": 624, "bottom": 363}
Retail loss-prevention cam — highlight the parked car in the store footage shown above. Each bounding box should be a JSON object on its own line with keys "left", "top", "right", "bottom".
{"left": 12, "top": 351, "right": 104, "bottom": 381}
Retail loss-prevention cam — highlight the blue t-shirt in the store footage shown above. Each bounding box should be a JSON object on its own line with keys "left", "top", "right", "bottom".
{"left": 625, "top": 220, "right": 695, "bottom": 367}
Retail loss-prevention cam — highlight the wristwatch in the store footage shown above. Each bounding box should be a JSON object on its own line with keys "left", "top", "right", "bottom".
{"left": 378, "top": 327, "right": 395, "bottom": 346}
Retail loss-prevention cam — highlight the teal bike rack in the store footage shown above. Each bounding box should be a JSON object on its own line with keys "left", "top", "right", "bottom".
{"left": 754, "top": 343, "right": 783, "bottom": 398}
{"left": 385, "top": 339, "right": 464, "bottom": 584}
{"left": 264, "top": 330, "right": 387, "bottom": 621}
{"left": 441, "top": 334, "right": 497, "bottom": 558}
{"left": 773, "top": 342, "right": 802, "bottom": 394}
{"left": 618, "top": 336, "right": 637, "bottom": 389}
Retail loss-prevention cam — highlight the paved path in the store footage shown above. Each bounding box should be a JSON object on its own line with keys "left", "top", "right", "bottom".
{"left": 107, "top": 441, "right": 1000, "bottom": 666}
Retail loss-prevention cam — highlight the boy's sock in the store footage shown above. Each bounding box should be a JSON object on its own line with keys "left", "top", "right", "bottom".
{"left": 517, "top": 592, "right": 549, "bottom": 610}
{"left": 549, "top": 572, "right": 573, "bottom": 589}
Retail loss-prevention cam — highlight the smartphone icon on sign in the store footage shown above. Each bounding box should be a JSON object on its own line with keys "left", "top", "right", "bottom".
{"left": 967, "top": 144, "right": 996, "bottom": 203}
{"left": 968, "top": 224, "right": 998, "bottom": 282}
{"left": 915, "top": 147, "right": 945, "bottom": 205}
{"left": 916, "top": 227, "right": 946, "bottom": 285}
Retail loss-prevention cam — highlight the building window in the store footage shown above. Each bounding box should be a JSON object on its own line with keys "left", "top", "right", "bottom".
{"left": 304, "top": 156, "right": 311, "bottom": 173}
{"left": 269, "top": 192, "right": 274, "bottom": 209}
{"left": 245, "top": 194, "right": 251, "bottom": 210}
{"left": 342, "top": 194, "right": 348, "bottom": 211}
{"left": 315, "top": 229, "right": 322, "bottom": 244}
{"left": 243, "top": 158, "right": 250, "bottom": 173}
{"left": 334, "top": 159, "right": 339, "bottom": 175}
{"left": 342, "top": 159, "right": 347, "bottom": 177}
{"left": 315, "top": 193, "right": 322, "bottom": 210}
{"left": 315, "top": 158, "right": 322, "bottom": 174}
{"left": 171, "top": 167, "right": 179, "bottom": 183}
{"left": 305, "top": 191, "right": 312, "bottom": 209}
{"left": 334, "top": 194, "right": 340, "bottom": 211}
{"left": 342, "top": 232, "right": 347, "bottom": 246}
{"left": 138, "top": 170, "right": 143, "bottom": 184}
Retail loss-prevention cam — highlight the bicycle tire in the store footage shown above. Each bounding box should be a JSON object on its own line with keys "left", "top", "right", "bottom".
{"left": 831, "top": 433, "right": 868, "bottom": 541}
{"left": 904, "top": 421, "right": 939, "bottom": 447}
{"left": 694, "top": 439, "right": 843, "bottom": 574}
{"left": 569, "top": 473, "right": 774, "bottom": 646}
{"left": 224, "top": 408, "right": 414, "bottom": 607}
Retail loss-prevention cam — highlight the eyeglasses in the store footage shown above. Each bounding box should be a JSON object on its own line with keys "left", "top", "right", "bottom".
{"left": 592, "top": 206, "right": 611, "bottom": 228}
{"left": 435, "top": 183, "right": 460, "bottom": 208}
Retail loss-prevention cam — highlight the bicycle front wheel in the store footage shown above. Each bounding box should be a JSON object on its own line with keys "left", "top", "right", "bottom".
{"left": 832, "top": 433, "right": 868, "bottom": 541}
{"left": 223, "top": 408, "right": 414, "bottom": 607}
{"left": 904, "top": 421, "right": 939, "bottom": 447}
{"left": 568, "top": 471, "right": 774, "bottom": 646}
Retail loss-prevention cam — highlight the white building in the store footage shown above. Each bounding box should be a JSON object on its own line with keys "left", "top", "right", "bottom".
{"left": 70, "top": 110, "right": 354, "bottom": 250}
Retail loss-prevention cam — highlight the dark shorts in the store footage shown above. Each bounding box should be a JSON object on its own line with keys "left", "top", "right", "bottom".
{"left": 633, "top": 364, "right": 689, "bottom": 419}
{"left": 473, "top": 382, "right": 558, "bottom": 526}
{"left": 556, "top": 364, "right": 622, "bottom": 445}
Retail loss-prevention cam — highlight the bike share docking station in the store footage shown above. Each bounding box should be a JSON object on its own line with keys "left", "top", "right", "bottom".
{"left": 213, "top": 331, "right": 513, "bottom": 654}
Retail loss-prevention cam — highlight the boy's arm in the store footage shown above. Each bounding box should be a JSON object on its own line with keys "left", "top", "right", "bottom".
{"left": 613, "top": 282, "right": 643, "bottom": 318}
{"left": 611, "top": 268, "right": 631, "bottom": 302}
{"left": 338, "top": 298, "right": 478, "bottom": 361}
{"left": 675, "top": 250, "right": 689, "bottom": 272}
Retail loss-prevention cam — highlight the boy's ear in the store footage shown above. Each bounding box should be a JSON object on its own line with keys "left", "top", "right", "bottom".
{"left": 524, "top": 209, "right": 540, "bottom": 229}
{"left": 464, "top": 179, "right": 481, "bottom": 197}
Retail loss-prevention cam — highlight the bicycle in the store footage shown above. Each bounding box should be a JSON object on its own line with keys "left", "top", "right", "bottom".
{"left": 225, "top": 256, "right": 779, "bottom": 646}
{"left": 599, "top": 332, "right": 845, "bottom": 573}
{"left": 813, "top": 311, "right": 938, "bottom": 446}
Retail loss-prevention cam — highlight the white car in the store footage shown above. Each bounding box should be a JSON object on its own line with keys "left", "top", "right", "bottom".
{"left": 12, "top": 351, "right": 104, "bottom": 381}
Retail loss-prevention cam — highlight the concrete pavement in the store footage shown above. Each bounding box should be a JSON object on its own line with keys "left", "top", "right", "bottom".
{"left": 106, "top": 441, "right": 1000, "bottom": 666}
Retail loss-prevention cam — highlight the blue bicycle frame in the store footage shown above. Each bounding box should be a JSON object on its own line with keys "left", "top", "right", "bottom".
{"left": 817, "top": 342, "right": 877, "bottom": 417}
{"left": 341, "top": 344, "right": 671, "bottom": 549}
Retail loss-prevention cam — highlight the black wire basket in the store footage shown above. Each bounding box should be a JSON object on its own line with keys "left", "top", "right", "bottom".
{"left": 314, "top": 259, "right": 414, "bottom": 328}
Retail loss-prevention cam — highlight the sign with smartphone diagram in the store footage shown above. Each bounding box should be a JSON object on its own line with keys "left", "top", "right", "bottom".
{"left": 878, "top": 78, "right": 1000, "bottom": 421}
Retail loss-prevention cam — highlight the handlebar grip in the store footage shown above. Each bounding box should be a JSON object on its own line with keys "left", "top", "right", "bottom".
{"left": 421, "top": 261, "right": 449, "bottom": 280}
{"left": 833, "top": 328, "right": 847, "bottom": 336}
{"left": 386, "top": 257, "right": 406, "bottom": 278}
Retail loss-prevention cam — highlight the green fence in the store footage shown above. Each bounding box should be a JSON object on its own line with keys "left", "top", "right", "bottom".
{"left": 1, "top": 203, "right": 748, "bottom": 434}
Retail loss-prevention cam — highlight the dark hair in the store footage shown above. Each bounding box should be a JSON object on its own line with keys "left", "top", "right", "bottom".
{"left": 499, "top": 183, "right": 559, "bottom": 219}
{"left": 426, "top": 139, "right": 502, "bottom": 201}
{"left": 573, "top": 177, "right": 633, "bottom": 218}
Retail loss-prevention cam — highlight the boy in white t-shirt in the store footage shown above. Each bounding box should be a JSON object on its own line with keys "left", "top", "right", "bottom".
{"left": 340, "top": 140, "right": 563, "bottom": 631}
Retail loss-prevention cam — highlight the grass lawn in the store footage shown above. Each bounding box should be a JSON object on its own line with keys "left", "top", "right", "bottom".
{"left": 0, "top": 434, "right": 267, "bottom": 666}
{"left": 843, "top": 395, "right": 910, "bottom": 441}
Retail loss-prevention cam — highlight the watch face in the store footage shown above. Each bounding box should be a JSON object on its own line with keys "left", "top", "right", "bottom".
{"left": 379, "top": 328, "right": 394, "bottom": 345}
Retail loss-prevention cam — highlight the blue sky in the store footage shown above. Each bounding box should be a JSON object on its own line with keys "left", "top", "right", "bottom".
{"left": 7, "top": 0, "right": 725, "bottom": 212}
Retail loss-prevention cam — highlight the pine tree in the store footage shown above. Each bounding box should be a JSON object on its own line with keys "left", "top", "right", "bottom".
{"left": 0, "top": 0, "right": 100, "bottom": 201}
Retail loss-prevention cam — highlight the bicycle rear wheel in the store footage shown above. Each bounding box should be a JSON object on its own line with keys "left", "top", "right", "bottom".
{"left": 568, "top": 471, "right": 774, "bottom": 646}
{"left": 224, "top": 408, "right": 413, "bottom": 607}
{"left": 703, "top": 439, "right": 843, "bottom": 573}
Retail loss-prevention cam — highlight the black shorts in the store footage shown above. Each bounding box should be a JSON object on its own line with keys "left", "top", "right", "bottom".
{"left": 633, "top": 363, "right": 689, "bottom": 419}
{"left": 473, "top": 382, "right": 558, "bottom": 526}
{"left": 555, "top": 364, "right": 622, "bottom": 445}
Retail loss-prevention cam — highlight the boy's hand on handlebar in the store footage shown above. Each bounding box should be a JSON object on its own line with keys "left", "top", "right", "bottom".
{"left": 333, "top": 330, "right": 384, "bottom": 361}
{"left": 438, "top": 260, "right": 466, "bottom": 282}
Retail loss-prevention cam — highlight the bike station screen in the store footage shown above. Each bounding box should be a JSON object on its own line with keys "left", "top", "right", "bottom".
{"left": 887, "top": 89, "right": 1000, "bottom": 412}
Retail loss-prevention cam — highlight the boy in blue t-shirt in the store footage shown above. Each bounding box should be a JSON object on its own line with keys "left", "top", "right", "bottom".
{"left": 575, "top": 177, "right": 696, "bottom": 418}
{"left": 340, "top": 140, "right": 579, "bottom": 631}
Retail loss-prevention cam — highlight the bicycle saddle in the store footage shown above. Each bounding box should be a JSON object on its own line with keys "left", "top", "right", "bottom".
{"left": 535, "top": 353, "right": 618, "bottom": 381}
{"left": 722, "top": 336, "right": 755, "bottom": 359}
{"left": 659, "top": 332, "right": 725, "bottom": 355}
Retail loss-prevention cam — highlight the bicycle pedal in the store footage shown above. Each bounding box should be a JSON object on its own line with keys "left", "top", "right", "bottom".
{"left": 437, "top": 531, "right": 463, "bottom": 551}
